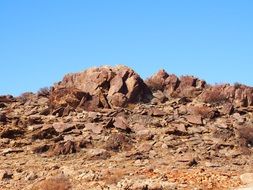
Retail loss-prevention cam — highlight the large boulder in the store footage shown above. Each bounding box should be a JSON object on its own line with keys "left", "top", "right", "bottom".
{"left": 50, "top": 65, "right": 152, "bottom": 111}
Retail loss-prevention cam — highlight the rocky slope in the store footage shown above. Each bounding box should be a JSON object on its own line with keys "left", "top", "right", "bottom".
{"left": 1, "top": 65, "right": 253, "bottom": 190}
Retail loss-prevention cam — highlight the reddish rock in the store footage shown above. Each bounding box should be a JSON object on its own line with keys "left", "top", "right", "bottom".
{"left": 179, "top": 76, "right": 197, "bottom": 88}
{"left": 108, "top": 75, "right": 124, "bottom": 97}
{"left": 85, "top": 123, "right": 103, "bottom": 134}
{"left": 145, "top": 69, "right": 169, "bottom": 91}
{"left": 49, "top": 141, "right": 77, "bottom": 156}
{"left": 164, "top": 74, "right": 180, "bottom": 97}
{"left": 107, "top": 93, "right": 127, "bottom": 107}
{"left": 31, "top": 125, "right": 58, "bottom": 140}
{"left": 51, "top": 65, "right": 152, "bottom": 109}
{"left": 52, "top": 123, "right": 75, "bottom": 133}
{"left": 185, "top": 115, "right": 203, "bottom": 125}
{"left": 49, "top": 87, "right": 90, "bottom": 110}
{"left": 113, "top": 116, "right": 129, "bottom": 131}
{"left": 150, "top": 108, "right": 167, "bottom": 117}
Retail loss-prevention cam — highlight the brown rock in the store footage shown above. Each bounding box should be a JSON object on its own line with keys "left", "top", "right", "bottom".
{"left": 164, "top": 74, "right": 180, "bottom": 96}
{"left": 49, "top": 141, "right": 77, "bottom": 156}
{"left": 51, "top": 65, "right": 152, "bottom": 109}
{"left": 221, "top": 103, "right": 234, "bottom": 115}
{"left": 113, "top": 116, "right": 129, "bottom": 131}
{"left": 150, "top": 108, "right": 166, "bottom": 117}
{"left": 53, "top": 123, "right": 75, "bottom": 133}
{"left": 107, "top": 93, "right": 127, "bottom": 107}
{"left": 87, "top": 148, "right": 111, "bottom": 160}
{"left": 108, "top": 75, "right": 124, "bottom": 96}
{"left": 31, "top": 125, "right": 58, "bottom": 140}
{"left": 145, "top": 69, "right": 169, "bottom": 91}
{"left": 85, "top": 123, "right": 103, "bottom": 134}
{"left": 49, "top": 87, "right": 90, "bottom": 110}
{"left": 179, "top": 76, "right": 197, "bottom": 88}
{"left": 185, "top": 115, "right": 203, "bottom": 125}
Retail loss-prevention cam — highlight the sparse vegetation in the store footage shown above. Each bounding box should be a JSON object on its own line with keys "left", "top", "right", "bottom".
{"left": 201, "top": 86, "right": 228, "bottom": 105}
{"left": 37, "top": 87, "right": 50, "bottom": 97}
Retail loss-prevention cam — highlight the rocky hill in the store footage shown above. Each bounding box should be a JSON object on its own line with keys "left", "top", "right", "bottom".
{"left": 1, "top": 65, "right": 253, "bottom": 190}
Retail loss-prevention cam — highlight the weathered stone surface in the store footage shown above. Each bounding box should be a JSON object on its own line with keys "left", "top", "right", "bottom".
{"left": 52, "top": 123, "right": 75, "bottom": 133}
{"left": 185, "top": 115, "right": 203, "bottom": 125}
{"left": 51, "top": 65, "right": 152, "bottom": 110}
{"left": 145, "top": 69, "right": 169, "bottom": 91}
{"left": 240, "top": 173, "right": 253, "bottom": 185}
{"left": 85, "top": 123, "right": 103, "bottom": 134}
{"left": 113, "top": 116, "right": 129, "bottom": 131}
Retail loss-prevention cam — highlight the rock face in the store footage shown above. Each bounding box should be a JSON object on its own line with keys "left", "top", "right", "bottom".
{"left": 50, "top": 65, "right": 152, "bottom": 111}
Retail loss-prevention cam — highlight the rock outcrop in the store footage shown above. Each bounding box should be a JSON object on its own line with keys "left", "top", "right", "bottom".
{"left": 146, "top": 69, "right": 253, "bottom": 107}
{"left": 50, "top": 65, "right": 152, "bottom": 112}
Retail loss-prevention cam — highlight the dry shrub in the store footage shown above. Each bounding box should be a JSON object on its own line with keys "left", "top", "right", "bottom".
{"left": 38, "top": 87, "right": 50, "bottom": 97}
{"left": 105, "top": 133, "right": 132, "bottom": 152}
{"left": 103, "top": 169, "right": 126, "bottom": 185}
{"left": 32, "top": 176, "right": 72, "bottom": 190}
{"left": 18, "top": 92, "right": 35, "bottom": 103}
{"left": 237, "top": 126, "right": 253, "bottom": 148}
{"left": 201, "top": 86, "right": 228, "bottom": 104}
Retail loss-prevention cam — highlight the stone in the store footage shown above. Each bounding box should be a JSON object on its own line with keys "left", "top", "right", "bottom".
{"left": 31, "top": 125, "right": 58, "bottom": 140}
{"left": 87, "top": 148, "right": 111, "bottom": 159}
{"left": 185, "top": 115, "right": 203, "bottom": 125}
{"left": 240, "top": 173, "right": 253, "bottom": 185}
{"left": 108, "top": 75, "right": 124, "bottom": 96}
{"left": 164, "top": 74, "right": 180, "bottom": 96}
{"left": 53, "top": 123, "right": 75, "bottom": 133}
{"left": 113, "top": 116, "right": 129, "bottom": 131}
{"left": 49, "top": 87, "right": 91, "bottom": 110}
{"left": 51, "top": 65, "right": 152, "bottom": 110}
{"left": 150, "top": 108, "right": 166, "bottom": 117}
{"left": 107, "top": 93, "right": 127, "bottom": 107}
{"left": 85, "top": 123, "right": 103, "bottom": 134}
{"left": 145, "top": 69, "right": 169, "bottom": 91}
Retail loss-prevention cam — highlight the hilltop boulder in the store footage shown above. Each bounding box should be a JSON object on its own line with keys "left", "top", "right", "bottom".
{"left": 49, "top": 65, "right": 152, "bottom": 111}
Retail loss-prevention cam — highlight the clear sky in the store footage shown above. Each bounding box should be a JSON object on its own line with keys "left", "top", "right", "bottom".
{"left": 0, "top": 0, "right": 253, "bottom": 96}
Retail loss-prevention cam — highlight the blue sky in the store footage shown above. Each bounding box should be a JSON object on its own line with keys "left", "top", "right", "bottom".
{"left": 0, "top": 0, "right": 253, "bottom": 96}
